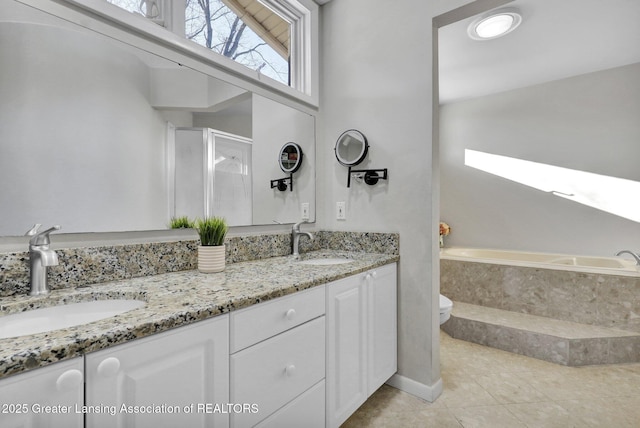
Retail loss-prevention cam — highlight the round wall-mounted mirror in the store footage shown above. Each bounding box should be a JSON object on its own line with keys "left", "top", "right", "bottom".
{"left": 335, "top": 130, "right": 369, "bottom": 167}
{"left": 278, "top": 142, "right": 304, "bottom": 173}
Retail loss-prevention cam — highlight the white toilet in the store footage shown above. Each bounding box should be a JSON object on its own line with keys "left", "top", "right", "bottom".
{"left": 439, "top": 294, "right": 453, "bottom": 325}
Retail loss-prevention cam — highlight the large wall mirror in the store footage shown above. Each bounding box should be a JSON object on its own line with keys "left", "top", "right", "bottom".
{"left": 0, "top": 0, "right": 315, "bottom": 236}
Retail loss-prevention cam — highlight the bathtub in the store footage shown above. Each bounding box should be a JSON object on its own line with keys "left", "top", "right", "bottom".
{"left": 440, "top": 247, "right": 640, "bottom": 332}
{"left": 441, "top": 247, "right": 639, "bottom": 277}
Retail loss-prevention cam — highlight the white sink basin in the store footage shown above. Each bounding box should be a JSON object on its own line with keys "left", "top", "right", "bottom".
{"left": 0, "top": 299, "right": 146, "bottom": 339}
{"left": 298, "top": 258, "right": 355, "bottom": 266}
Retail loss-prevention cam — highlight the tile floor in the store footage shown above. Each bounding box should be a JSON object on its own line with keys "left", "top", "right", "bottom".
{"left": 342, "top": 331, "right": 640, "bottom": 427}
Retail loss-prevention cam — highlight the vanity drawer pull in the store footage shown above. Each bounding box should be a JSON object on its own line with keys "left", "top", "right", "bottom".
{"left": 56, "top": 369, "right": 83, "bottom": 392}
{"left": 285, "top": 309, "right": 296, "bottom": 320}
{"left": 285, "top": 364, "right": 296, "bottom": 377}
{"left": 97, "top": 357, "right": 121, "bottom": 377}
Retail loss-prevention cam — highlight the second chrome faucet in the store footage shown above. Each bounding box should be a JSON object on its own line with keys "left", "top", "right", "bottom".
{"left": 25, "top": 224, "right": 60, "bottom": 296}
{"left": 292, "top": 221, "right": 313, "bottom": 259}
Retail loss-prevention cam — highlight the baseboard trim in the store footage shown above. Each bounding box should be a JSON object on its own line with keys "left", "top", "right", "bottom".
{"left": 385, "top": 374, "right": 443, "bottom": 402}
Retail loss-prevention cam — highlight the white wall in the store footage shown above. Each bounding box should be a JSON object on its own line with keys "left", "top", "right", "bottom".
{"left": 317, "top": 0, "right": 477, "bottom": 399}
{"left": 0, "top": 22, "right": 168, "bottom": 235}
{"left": 440, "top": 63, "right": 640, "bottom": 256}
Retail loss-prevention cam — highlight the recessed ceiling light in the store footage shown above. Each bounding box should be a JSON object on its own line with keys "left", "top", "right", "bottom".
{"left": 468, "top": 9, "right": 522, "bottom": 41}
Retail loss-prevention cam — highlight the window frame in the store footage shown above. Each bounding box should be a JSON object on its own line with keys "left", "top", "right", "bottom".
{"left": 45, "top": 0, "right": 319, "bottom": 107}
{"left": 259, "top": 0, "right": 314, "bottom": 99}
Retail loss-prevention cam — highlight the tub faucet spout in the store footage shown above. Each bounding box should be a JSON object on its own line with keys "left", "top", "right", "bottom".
{"left": 616, "top": 250, "right": 640, "bottom": 265}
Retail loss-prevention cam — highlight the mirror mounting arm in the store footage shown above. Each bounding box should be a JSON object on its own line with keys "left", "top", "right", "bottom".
{"left": 271, "top": 173, "right": 293, "bottom": 192}
{"left": 347, "top": 167, "right": 388, "bottom": 188}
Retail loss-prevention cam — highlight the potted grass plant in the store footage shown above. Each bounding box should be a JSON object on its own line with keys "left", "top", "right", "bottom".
{"left": 195, "top": 217, "right": 228, "bottom": 273}
{"left": 169, "top": 216, "right": 194, "bottom": 229}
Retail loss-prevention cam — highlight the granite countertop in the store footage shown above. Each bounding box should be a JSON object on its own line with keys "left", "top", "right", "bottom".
{"left": 0, "top": 250, "right": 398, "bottom": 379}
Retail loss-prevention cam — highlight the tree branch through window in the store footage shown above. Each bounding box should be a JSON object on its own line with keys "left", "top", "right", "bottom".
{"left": 185, "top": 0, "right": 289, "bottom": 84}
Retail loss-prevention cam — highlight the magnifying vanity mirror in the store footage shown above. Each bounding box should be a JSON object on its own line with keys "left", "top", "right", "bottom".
{"left": 335, "top": 130, "right": 368, "bottom": 167}
{"left": 334, "top": 130, "right": 387, "bottom": 188}
{"left": 279, "top": 143, "right": 304, "bottom": 173}
{"left": 271, "top": 142, "right": 304, "bottom": 191}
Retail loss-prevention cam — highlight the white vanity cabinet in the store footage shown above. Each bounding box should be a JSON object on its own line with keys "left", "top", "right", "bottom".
{"left": 0, "top": 357, "right": 84, "bottom": 428}
{"left": 85, "top": 315, "right": 230, "bottom": 428}
{"left": 0, "top": 259, "right": 397, "bottom": 428}
{"left": 326, "top": 263, "right": 397, "bottom": 428}
{"left": 229, "top": 285, "right": 326, "bottom": 428}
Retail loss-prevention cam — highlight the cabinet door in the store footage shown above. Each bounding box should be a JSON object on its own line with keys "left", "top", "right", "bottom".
{"left": 326, "top": 273, "right": 367, "bottom": 428}
{"left": 0, "top": 358, "right": 83, "bottom": 428}
{"left": 86, "top": 315, "right": 229, "bottom": 428}
{"left": 367, "top": 263, "right": 398, "bottom": 395}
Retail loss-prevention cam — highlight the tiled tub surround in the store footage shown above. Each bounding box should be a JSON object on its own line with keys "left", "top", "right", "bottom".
{"left": 440, "top": 258, "right": 640, "bottom": 332}
{"left": 0, "top": 232, "right": 399, "bottom": 379}
{"left": 440, "top": 253, "right": 640, "bottom": 366}
{"left": 0, "top": 230, "right": 399, "bottom": 297}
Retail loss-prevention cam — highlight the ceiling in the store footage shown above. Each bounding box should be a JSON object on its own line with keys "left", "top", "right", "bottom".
{"left": 438, "top": 0, "right": 640, "bottom": 104}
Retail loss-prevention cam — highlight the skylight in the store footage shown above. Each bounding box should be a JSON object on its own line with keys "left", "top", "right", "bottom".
{"left": 464, "top": 149, "right": 640, "bottom": 223}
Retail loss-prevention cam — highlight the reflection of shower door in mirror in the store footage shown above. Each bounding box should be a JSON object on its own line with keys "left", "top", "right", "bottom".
{"left": 173, "top": 127, "right": 252, "bottom": 226}
{"left": 213, "top": 135, "right": 252, "bottom": 225}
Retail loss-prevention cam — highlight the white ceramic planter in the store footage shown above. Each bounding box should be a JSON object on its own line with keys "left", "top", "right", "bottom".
{"left": 198, "top": 245, "right": 225, "bottom": 273}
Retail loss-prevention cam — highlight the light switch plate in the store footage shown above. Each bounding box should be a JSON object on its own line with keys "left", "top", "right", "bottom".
{"left": 301, "top": 202, "right": 310, "bottom": 220}
{"left": 336, "top": 202, "right": 346, "bottom": 220}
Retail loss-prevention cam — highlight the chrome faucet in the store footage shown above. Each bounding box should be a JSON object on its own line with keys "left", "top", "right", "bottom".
{"left": 25, "top": 224, "right": 61, "bottom": 296}
{"left": 616, "top": 250, "right": 640, "bottom": 265}
{"left": 292, "top": 221, "right": 313, "bottom": 259}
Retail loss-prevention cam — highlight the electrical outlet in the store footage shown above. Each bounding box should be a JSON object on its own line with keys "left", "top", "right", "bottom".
{"left": 301, "top": 202, "right": 310, "bottom": 220}
{"left": 336, "top": 202, "right": 346, "bottom": 220}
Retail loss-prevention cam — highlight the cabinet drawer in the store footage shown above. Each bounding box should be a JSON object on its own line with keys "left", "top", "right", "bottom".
{"left": 230, "top": 285, "right": 325, "bottom": 352}
{"left": 230, "top": 317, "right": 325, "bottom": 427}
{"left": 254, "top": 380, "right": 325, "bottom": 428}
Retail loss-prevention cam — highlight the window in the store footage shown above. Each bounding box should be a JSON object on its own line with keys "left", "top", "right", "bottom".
{"left": 185, "top": 0, "right": 290, "bottom": 85}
